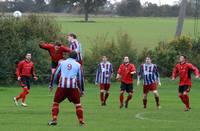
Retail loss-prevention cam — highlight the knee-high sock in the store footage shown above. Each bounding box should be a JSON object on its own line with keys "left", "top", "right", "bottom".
{"left": 125, "top": 94, "right": 132, "bottom": 103}
{"left": 100, "top": 92, "right": 104, "bottom": 103}
{"left": 16, "top": 88, "right": 28, "bottom": 101}
{"left": 22, "top": 88, "right": 29, "bottom": 103}
{"left": 104, "top": 93, "right": 109, "bottom": 103}
{"left": 52, "top": 103, "right": 59, "bottom": 121}
{"left": 183, "top": 94, "right": 190, "bottom": 108}
{"left": 143, "top": 99, "right": 147, "bottom": 108}
{"left": 120, "top": 94, "right": 124, "bottom": 105}
{"left": 76, "top": 105, "right": 84, "bottom": 123}
{"left": 155, "top": 96, "right": 160, "bottom": 106}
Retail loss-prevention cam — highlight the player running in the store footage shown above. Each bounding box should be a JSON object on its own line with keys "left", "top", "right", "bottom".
{"left": 95, "top": 56, "right": 113, "bottom": 106}
{"left": 137, "top": 56, "right": 161, "bottom": 109}
{"left": 39, "top": 41, "right": 71, "bottom": 86}
{"left": 116, "top": 56, "right": 136, "bottom": 109}
{"left": 172, "top": 55, "right": 199, "bottom": 111}
{"left": 13, "top": 53, "right": 38, "bottom": 107}
{"left": 48, "top": 51, "right": 85, "bottom": 126}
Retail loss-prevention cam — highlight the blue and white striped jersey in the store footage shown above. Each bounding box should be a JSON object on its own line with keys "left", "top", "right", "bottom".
{"left": 138, "top": 63, "right": 160, "bottom": 85}
{"left": 51, "top": 58, "right": 82, "bottom": 91}
{"left": 96, "top": 61, "right": 113, "bottom": 84}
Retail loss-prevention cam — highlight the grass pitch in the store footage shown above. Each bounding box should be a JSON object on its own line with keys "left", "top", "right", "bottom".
{"left": 0, "top": 78, "right": 200, "bottom": 131}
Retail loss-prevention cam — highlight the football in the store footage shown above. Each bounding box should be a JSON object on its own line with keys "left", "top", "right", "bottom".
{"left": 13, "top": 11, "right": 22, "bottom": 18}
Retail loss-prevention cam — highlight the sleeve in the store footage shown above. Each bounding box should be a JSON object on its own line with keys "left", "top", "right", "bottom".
{"left": 77, "top": 65, "right": 83, "bottom": 92}
{"left": 154, "top": 64, "right": 160, "bottom": 81}
{"left": 62, "top": 46, "right": 71, "bottom": 53}
{"left": 39, "top": 42, "right": 52, "bottom": 50}
{"left": 188, "top": 63, "right": 199, "bottom": 77}
{"left": 50, "top": 64, "right": 61, "bottom": 87}
{"left": 16, "top": 61, "right": 23, "bottom": 77}
{"left": 31, "top": 63, "right": 37, "bottom": 77}
{"left": 110, "top": 63, "right": 114, "bottom": 74}
{"left": 172, "top": 64, "right": 179, "bottom": 79}
{"left": 95, "top": 64, "right": 101, "bottom": 83}
{"left": 131, "top": 64, "right": 136, "bottom": 73}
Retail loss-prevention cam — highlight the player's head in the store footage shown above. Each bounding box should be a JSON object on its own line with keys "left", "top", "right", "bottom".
{"left": 102, "top": 56, "right": 107, "bottom": 62}
{"left": 123, "top": 56, "right": 129, "bottom": 64}
{"left": 179, "top": 55, "right": 187, "bottom": 63}
{"left": 25, "top": 53, "right": 32, "bottom": 61}
{"left": 145, "top": 56, "right": 152, "bottom": 64}
{"left": 54, "top": 41, "right": 61, "bottom": 51}
{"left": 69, "top": 51, "right": 77, "bottom": 59}
{"left": 67, "top": 33, "right": 77, "bottom": 41}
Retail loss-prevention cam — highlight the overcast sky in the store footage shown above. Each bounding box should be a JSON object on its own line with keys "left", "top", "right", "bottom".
{"left": 110, "top": 0, "right": 180, "bottom": 5}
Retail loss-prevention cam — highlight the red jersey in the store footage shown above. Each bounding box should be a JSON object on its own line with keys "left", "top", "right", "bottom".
{"left": 118, "top": 63, "right": 136, "bottom": 84}
{"left": 172, "top": 63, "right": 199, "bottom": 86}
{"left": 16, "top": 60, "right": 36, "bottom": 77}
{"left": 39, "top": 43, "right": 71, "bottom": 62}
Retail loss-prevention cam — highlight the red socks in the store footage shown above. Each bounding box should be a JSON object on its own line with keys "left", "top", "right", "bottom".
{"left": 125, "top": 94, "right": 132, "bottom": 103}
{"left": 120, "top": 93, "right": 124, "bottom": 105}
{"left": 100, "top": 92, "right": 104, "bottom": 104}
{"left": 52, "top": 103, "right": 59, "bottom": 121}
{"left": 76, "top": 105, "right": 84, "bottom": 123}
{"left": 16, "top": 88, "right": 29, "bottom": 103}
{"left": 179, "top": 94, "right": 190, "bottom": 108}
{"left": 143, "top": 99, "right": 147, "bottom": 108}
{"left": 104, "top": 93, "right": 109, "bottom": 102}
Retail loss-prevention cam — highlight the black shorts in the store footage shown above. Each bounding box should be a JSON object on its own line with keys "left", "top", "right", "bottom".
{"left": 120, "top": 82, "right": 133, "bottom": 93}
{"left": 19, "top": 76, "right": 30, "bottom": 89}
{"left": 179, "top": 85, "right": 189, "bottom": 94}
{"left": 51, "top": 61, "right": 58, "bottom": 69}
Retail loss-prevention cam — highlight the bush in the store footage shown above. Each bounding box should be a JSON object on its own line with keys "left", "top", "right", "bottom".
{"left": 0, "top": 15, "right": 61, "bottom": 84}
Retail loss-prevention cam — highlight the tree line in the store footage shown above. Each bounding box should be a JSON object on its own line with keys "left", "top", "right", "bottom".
{"left": 0, "top": 0, "right": 198, "bottom": 17}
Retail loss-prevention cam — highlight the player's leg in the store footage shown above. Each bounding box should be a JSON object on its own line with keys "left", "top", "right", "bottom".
{"left": 151, "top": 83, "right": 160, "bottom": 108}
{"left": 182, "top": 86, "right": 190, "bottom": 111}
{"left": 14, "top": 77, "right": 28, "bottom": 106}
{"left": 143, "top": 85, "right": 149, "bottom": 109}
{"left": 152, "top": 90, "right": 160, "bottom": 109}
{"left": 178, "top": 85, "right": 190, "bottom": 111}
{"left": 99, "top": 84, "right": 105, "bottom": 106}
{"left": 48, "top": 88, "right": 67, "bottom": 126}
{"left": 119, "top": 82, "right": 125, "bottom": 108}
{"left": 69, "top": 88, "right": 85, "bottom": 125}
{"left": 104, "top": 84, "right": 111, "bottom": 105}
{"left": 124, "top": 83, "right": 133, "bottom": 108}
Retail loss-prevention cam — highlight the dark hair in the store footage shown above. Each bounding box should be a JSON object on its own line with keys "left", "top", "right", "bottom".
{"left": 55, "top": 41, "right": 61, "bottom": 46}
{"left": 69, "top": 51, "right": 77, "bottom": 59}
{"left": 180, "top": 54, "right": 187, "bottom": 59}
{"left": 68, "top": 33, "right": 77, "bottom": 39}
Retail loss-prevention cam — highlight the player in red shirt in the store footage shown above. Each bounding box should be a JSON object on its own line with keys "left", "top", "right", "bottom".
{"left": 13, "top": 53, "right": 38, "bottom": 107}
{"left": 39, "top": 41, "right": 71, "bottom": 86}
{"left": 116, "top": 56, "right": 136, "bottom": 108}
{"left": 172, "top": 55, "right": 199, "bottom": 111}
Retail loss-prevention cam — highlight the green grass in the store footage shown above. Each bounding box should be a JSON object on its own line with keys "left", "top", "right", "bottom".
{"left": 56, "top": 17, "right": 196, "bottom": 50}
{"left": 1, "top": 78, "right": 200, "bottom": 131}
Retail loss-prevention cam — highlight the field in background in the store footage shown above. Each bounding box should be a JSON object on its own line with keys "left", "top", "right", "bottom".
{"left": 0, "top": 78, "right": 200, "bottom": 131}
{"left": 56, "top": 17, "right": 195, "bottom": 51}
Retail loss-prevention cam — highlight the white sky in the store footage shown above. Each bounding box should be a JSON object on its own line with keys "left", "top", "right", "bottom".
{"left": 110, "top": 0, "right": 180, "bottom": 5}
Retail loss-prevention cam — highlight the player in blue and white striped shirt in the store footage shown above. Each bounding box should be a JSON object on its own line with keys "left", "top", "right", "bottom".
{"left": 48, "top": 51, "right": 85, "bottom": 126}
{"left": 137, "top": 56, "right": 161, "bottom": 109}
{"left": 95, "top": 56, "right": 113, "bottom": 106}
